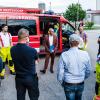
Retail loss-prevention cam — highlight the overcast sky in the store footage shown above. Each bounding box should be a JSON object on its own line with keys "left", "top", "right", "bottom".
{"left": 0, "top": 0, "right": 96, "bottom": 13}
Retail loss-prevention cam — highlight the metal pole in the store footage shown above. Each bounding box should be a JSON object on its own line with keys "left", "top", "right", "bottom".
{"left": 77, "top": 0, "right": 79, "bottom": 29}
{"left": 50, "top": 2, "right": 51, "bottom": 10}
{"left": 96, "top": 0, "right": 97, "bottom": 10}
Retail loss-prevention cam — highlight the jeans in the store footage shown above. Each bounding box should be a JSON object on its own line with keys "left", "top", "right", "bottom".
{"left": 15, "top": 75, "right": 39, "bottom": 100}
{"left": 63, "top": 82, "right": 84, "bottom": 100}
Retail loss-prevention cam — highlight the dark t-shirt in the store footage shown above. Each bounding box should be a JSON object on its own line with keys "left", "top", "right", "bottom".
{"left": 11, "top": 43, "right": 38, "bottom": 78}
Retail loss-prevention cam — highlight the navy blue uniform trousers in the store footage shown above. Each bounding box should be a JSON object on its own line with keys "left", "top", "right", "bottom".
{"left": 15, "top": 75, "right": 39, "bottom": 100}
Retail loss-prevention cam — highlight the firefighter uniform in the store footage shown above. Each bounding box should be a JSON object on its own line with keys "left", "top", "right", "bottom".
{"left": 93, "top": 54, "right": 100, "bottom": 100}
{"left": 0, "top": 32, "right": 15, "bottom": 78}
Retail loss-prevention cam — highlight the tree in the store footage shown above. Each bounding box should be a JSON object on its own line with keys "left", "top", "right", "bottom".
{"left": 85, "top": 21, "right": 94, "bottom": 29}
{"left": 64, "top": 3, "right": 86, "bottom": 28}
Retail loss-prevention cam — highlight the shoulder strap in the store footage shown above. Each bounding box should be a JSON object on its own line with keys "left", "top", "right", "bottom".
{"left": 8, "top": 32, "right": 12, "bottom": 46}
{"left": 8, "top": 32, "right": 11, "bottom": 37}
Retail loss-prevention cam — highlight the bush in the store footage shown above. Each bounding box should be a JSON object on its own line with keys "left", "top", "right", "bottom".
{"left": 85, "top": 21, "right": 94, "bottom": 29}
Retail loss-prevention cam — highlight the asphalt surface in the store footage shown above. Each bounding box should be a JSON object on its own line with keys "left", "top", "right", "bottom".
{"left": 0, "top": 30, "right": 100, "bottom": 100}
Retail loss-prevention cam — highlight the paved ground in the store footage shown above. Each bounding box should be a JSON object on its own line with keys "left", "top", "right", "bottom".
{"left": 0, "top": 30, "right": 100, "bottom": 100}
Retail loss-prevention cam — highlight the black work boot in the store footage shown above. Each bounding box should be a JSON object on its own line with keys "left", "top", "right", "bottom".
{"left": 10, "top": 70, "right": 16, "bottom": 75}
{"left": 0, "top": 76, "right": 4, "bottom": 79}
{"left": 40, "top": 70, "right": 46, "bottom": 74}
{"left": 50, "top": 69, "right": 54, "bottom": 73}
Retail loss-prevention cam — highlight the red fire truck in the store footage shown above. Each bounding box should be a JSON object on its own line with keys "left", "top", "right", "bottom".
{"left": 0, "top": 7, "right": 76, "bottom": 54}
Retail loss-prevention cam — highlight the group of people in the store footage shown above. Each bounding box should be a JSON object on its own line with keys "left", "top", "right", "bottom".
{"left": 0, "top": 23, "right": 98, "bottom": 100}
{"left": 11, "top": 25, "right": 90, "bottom": 100}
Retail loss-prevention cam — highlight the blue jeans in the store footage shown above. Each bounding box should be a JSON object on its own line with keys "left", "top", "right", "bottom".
{"left": 63, "top": 82, "right": 84, "bottom": 100}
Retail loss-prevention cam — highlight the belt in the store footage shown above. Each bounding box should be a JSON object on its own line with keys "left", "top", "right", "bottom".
{"left": 64, "top": 81, "right": 84, "bottom": 85}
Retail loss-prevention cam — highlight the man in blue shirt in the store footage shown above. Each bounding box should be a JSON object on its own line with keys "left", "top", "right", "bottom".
{"left": 11, "top": 28, "right": 39, "bottom": 100}
{"left": 57, "top": 34, "right": 91, "bottom": 100}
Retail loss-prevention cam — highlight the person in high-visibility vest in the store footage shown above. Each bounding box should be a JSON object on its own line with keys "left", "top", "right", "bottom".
{"left": 93, "top": 38, "right": 100, "bottom": 100}
{"left": 54, "top": 22, "right": 59, "bottom": 36}
{"left": 93, "top": 54, "right": 100, "bottom": 100}
{"left": 0, "top": 24, "right": 15, "bottom": 79}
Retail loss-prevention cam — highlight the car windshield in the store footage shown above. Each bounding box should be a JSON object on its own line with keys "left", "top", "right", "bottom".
{"left": 62, "top": 23, "right": 75, "bottom": 33}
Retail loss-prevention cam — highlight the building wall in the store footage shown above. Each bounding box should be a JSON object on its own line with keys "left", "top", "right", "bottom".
{"left": 86, "top": 13, "right": 92, "bottom": 22}
{"left": 86, "top": 11, "right": 100, "bottom": 25}
{"left": 86, "top": 13, "right": 100, "bottom": 25}
{"left": 38, "top": 3, "right": 46, "bottom": 12}
{"left": 96, "top": 0, "right": 100, "bottom": 10}
{"left": 93, "top": 14, "right": 100, "bottom": 25}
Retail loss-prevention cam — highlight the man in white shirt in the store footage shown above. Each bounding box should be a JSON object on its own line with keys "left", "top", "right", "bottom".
{"left": 40, "top": 28, "right": 58, "bottom": 74}
{"left": 0, "top": 24, "right": 15, "bottom": 79}
{"left": 57, "top": 34, "right": 91, "bottom": 100}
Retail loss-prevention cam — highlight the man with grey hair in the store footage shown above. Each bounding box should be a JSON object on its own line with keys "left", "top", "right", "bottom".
{"left": 57, "top": 34, "right": 91, "bottom": 100}
{"left": 40, "top": 28, "right": 58, "bottom": 74}
{"left": 11, "top": 28, "right": 39, "bottom": 100}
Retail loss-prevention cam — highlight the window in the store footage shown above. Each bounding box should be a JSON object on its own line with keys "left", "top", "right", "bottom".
{"left": 39, "top": 17, "right": 60, "bottom": 35}
{"left": 62, "top": 23, "right": 75, "bottom": 33}
{"left": 7, "top": 19, "right": 37, "bottom": 36}
{"left": 0, "top": 19, "right": 7, "bottom": 31}
{"left": 62, "top": 23, "right": 75, "bottom": 49}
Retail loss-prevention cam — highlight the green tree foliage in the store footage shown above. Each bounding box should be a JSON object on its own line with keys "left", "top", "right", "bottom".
{"left": 64, "top": 3, "right": 86, "bottom": 27}
{"left": 85, "top": 22, "right": 94, "bottom": 29}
